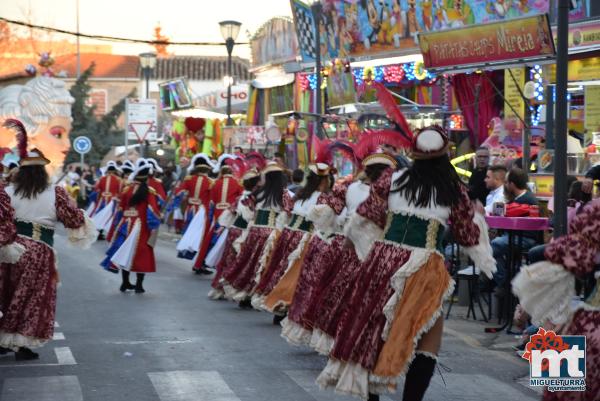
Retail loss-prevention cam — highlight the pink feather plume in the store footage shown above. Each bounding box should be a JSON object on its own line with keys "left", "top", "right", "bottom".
{"left": 371, "top": 82, "right": 414, "bottom": 140}
{"left": 3, "top": 118, "right": 28, "bottom": 159}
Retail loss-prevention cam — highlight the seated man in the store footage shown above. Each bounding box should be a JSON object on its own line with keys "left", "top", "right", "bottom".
{"left": 484, "top": 165, "right": 507, "bottom": 215}
{"left": 491, "top": 168, "right": 539, "bottom": 287}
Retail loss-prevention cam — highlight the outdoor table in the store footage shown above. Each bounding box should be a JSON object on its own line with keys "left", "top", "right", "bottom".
{"left": 483, "top": 216, "right": 550, "bottom": 334}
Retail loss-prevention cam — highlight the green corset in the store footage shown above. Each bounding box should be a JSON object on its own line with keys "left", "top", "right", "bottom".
{"left": 254, "top": 209, "right": 278, "bottom": 228}
{"left": 233, "top": 215, "right": 248, "bottom": 230}
{"left": 383, "top": 213, "right": 444, "bottom": 253}
{"left": 16, "top": 220, "right": 54, "bottom": 247}
{"left": 288, "top": 213, "right": 313, "bottom": 232}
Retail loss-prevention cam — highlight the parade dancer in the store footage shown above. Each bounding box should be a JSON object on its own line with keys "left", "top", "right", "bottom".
{"left": 90, "top": 161, "right": 123, "bottom": 239}
{"left": 254, "top": 163, "right": 334, "bottom": 318}
{"left": 0, "top": 119, "right": 96, "bottom": 359}
{"left": 104, "top": 160, "right": 134, "bottom": 244}
{"left": 174, "top": 153, "right": 213, "bottom": 265}
{"left": 316, "top": 126, "right": 496, "bottom": 401}
{"left": 282, "top": 153, "right": 397, "bottom": 353}
{"left": 513, "top": 198, "right": 600, "bottom": 401}
{"left": 221, "top": 162, "right": 293, "bottom": 306}
{"left": 193, "top": 155, "right": 243, "bottom": 273}
{"left": 146, "top": 158, "right": 168, "bottom": 207}
{"left": 208, "top": 167, "right": 260, "bottom": 300}
{"left": 101, "top": 159, "right": 161, "bottom": 293}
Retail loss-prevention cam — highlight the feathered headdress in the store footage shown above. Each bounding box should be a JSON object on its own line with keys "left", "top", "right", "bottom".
{"left": 2, "top": 118, "right": 49, "bottom": 166}
{"left": 3, "top": 119, "right": 28, "bottom": 159}
{"left": 353, "top": 129, "right": 412, "bottom": 163}
{"left": 371, "top": 82, "right": 414, "bottom": 141}
{"left": 244, "top": 151, "right": 267, "bottom": 171}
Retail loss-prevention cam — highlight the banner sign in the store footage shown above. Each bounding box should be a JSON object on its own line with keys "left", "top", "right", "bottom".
{"left": 504, "top": 68, "right": 526, "bottom": 121}
{"left": 585, "top": 86, "right": 600, "bottom": 133}
{"left": 419, "top": 14, "right": 555, "bottom": 70}
{"left": 291, "top": 0, "right": 549, "bottom": 63}
{"left": 552, "top": 19, "right": 600, "bottom": 52}
{"left": 548, "top": 57, "right": 600, "bottom": 83}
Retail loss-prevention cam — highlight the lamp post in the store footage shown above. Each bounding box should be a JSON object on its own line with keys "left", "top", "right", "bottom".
{"left": 309, "top": 0, "right": 323, "bottom": 138}
{"left": 139, "top": 52, "right": 157, "bottom": 99}
{"left": 219, "top": 20, "right": 241, "bottom": 126}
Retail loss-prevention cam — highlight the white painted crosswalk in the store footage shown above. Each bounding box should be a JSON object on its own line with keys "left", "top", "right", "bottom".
{"left": 0, "top": 369, "right": 540, "bottom": 401}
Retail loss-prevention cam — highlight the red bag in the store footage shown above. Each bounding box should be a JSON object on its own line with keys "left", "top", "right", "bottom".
{"left": 504, "top": 203, "right": 531, "bottom": 217}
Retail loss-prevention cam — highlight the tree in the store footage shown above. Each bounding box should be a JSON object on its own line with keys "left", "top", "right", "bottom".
{"left": 63, "top": 63, "right": 135, "bottom": 168}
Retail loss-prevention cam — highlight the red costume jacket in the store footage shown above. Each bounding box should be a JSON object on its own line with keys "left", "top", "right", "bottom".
{"left": 91, "top": 173, "right": 122, "bottom": 215}
{"left": 175, "top": 174, "right": 212, "bottom": 224}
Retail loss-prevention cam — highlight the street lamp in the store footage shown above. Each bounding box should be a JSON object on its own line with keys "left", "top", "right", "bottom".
{"left": 219, "top": 20, "right": 241, "bottom": 126}
{"left": 139, "top": 52, "right": 157, "bottom": 99}
{"left": 307, "top": 0, "right": 323, "bottom": 137}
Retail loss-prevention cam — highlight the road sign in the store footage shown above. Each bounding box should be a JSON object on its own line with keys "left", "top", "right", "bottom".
{"left": 73, "top": 136, "right": 92, "bottom": 154}
{"left": 126, "top": 98, "right": 158, "bottom": 142}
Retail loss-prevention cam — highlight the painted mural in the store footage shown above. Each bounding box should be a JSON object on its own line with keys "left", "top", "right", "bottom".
{"left": 293, "top": 0, "right": 551, "bottom": 61}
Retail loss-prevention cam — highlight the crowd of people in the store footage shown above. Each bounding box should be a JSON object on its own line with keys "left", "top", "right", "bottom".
{"left": 0, "top": 107, "right": 598, "bottom": 401}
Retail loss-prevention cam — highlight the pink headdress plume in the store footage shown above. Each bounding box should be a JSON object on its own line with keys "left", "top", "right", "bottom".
{"left": 371, "top": 81, "right": 414, "bottom": 141}
{"left": 244, "top": 151, "right": 267, "bottom": 171}
{"left": 3, "top": 119, "right": 28, "bottom": 159}
{"left": 354, "top": 129, "right": 412, "bottom": 162}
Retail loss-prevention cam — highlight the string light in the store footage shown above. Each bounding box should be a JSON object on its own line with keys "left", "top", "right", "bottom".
{"left": 374, "top": 66, "right": 384, "bottom": 82}
{"left": 383, "top": 65, "right": 404, "bottom": 83}
{"left": 307, "top": 73, "right": 317, "bottom": 90}
{"left": 531, "top": 64, "right": 544, "bottom": 102}
{"left": 403, "top": 62, "right": 416, "bottom": 81}
{"left": 352, "top": 67, "right": 364, "bottom": 86}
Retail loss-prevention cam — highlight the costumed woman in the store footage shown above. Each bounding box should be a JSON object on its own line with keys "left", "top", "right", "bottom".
{"left": 174, "top": 153, "right": 213, "bottom": 270}
{"left": 282, "top": 152, "right": 397, "bottom": 354}
{"left": 0, "top": 119, "right": 96, "bottom": 360}
{"left": 90, "top": 161, "right": 122, "bottom": 239}
{"left": 193, "top": 154, "right": 243, "bottom": 273}
{"left": 254, "top": 162, "right": 335, "bottom": 321}
{"left": 221, "top": 162, "right": 293, "bottom": 306}
{"left": 513, "top": 198, "right": 600, "bottom": 401}
{"left": 101, "top": 159, "right": 161, "bottom": 293}
{"left": 316, "top": 126, "right": 496, "bottom": 401}
{"left": 208, "top": 166, "right": 261, "bottom": 300}
{"left": 103, "top": 160, "right": 134, "bottom": 244}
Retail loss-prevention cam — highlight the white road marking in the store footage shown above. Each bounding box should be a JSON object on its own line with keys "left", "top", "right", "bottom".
{"left": 148, "top": 371, "right": 241, "bottom": 401}
{"left": 1, "top": 375, "right": 83, "bottom": 401}
{"left": 52, "top": 332, "right": 65, "bottom": 340}
{"left": 55, "top": 347, "right": 77, "bottom": 365}
{"left": 284, "top": 370, "right": 394, "bottom": 401}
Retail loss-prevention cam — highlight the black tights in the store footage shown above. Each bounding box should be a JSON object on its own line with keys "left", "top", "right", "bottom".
{"left": 367, "top": 353, "right": 436, "bottom": 401}
{"left": 121, "top": 270, "right": 145, "bottom": 286}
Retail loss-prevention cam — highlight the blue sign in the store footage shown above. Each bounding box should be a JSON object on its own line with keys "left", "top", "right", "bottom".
{"left": 73, "top": 136, "right": 92, "bottom": 155}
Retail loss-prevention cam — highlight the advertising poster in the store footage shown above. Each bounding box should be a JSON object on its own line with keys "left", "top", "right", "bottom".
{"left": 585, "top": 85, "right": 600, "bottom": 133}
{"left": 326, "top": 64, "right": 357, "bottom": 106}
{"left": 250, "top": 17, "right": 299, "bottom": 68}
{"left": 504, "top": 68, "right": 526, "bottom": 121}
{"left": 291, "top": 0, "right": 549, "bottom": 62}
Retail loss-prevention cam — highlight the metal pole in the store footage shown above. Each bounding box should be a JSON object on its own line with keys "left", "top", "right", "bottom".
{"left": 80, "top": 153, "right": 85, "bottom": 201}
{"left": 226, "top": 38, "right": 234, "bottom": 126}
{"left": 76, "top": 0, "right": 80, "bottom": 78}
{"left": 545, "top": 85, "right": 555, "bottom": 150}
{"left": 145, "top": 69, "right": 150, "bottom": 99}
{"left": 311, "top": 2, "right": 323, "bottom": 138}
{"left": 124, "top": 99, "right": 129, "bottom": 159}
{"left": 474, "top": 83, "right": 480, "bottom": 148}
{"left": 554, "top": 0, "right": 569, "bottom": 238}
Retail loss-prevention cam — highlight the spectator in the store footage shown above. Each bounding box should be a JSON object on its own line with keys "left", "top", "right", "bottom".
{"left": 468, "top": 147, "right": 491, "bottom": 204}
{"left": 491, "top": 168, "right": 539, "bottom": 287}
{"left": 288, "top": 169, "right": 304, "bottom": 195}
{"left": 582, "top": 162, "right": 600, "bottom": 194}
{"left": 484, "top": 165, "right": 507, "bottom": 215}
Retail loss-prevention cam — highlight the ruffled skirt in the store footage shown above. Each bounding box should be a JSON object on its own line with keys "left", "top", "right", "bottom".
{"left": 209, "top": 227, "right": 243, "bottom": 299}
{"left": 221, "top": 226, "right": 274, "bottom": 301}
{"left": 316, "top": 241, "right": 452, "bottom": 399}
{"left": 0, "top": 237, "right": 58, "bottom": 350}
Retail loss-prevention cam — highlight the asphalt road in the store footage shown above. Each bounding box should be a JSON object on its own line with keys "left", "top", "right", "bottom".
{"left": 0, "top": 233, "right": 542, "bottom": 401}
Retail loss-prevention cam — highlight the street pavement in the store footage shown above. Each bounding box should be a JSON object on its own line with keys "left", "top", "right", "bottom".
{"left": 0, "top": 232, "right": 542, "bottom": 401}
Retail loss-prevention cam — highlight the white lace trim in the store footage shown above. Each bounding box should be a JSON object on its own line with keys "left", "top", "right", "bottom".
{"left": 381, "top": 248, "right": 433, "bottom": 340}
{"left": 316, "top": 359, "right": 371, "bottom": 400}
{"left": 512, "top": 261, "right": 575, "bottom": 326}
{"left": 0, "top": 331, "right": 49, "bottom": 351}
{"left": 207, "top": 289, "right": 225, "bottom": 300}
{"left": 309, "top": 328, "right": 335, "bottom": 356}
{"left": 252, "top": 229, "right": 280, "bottom": 291}
{"left": 462, "top": 213, "right": 496, "bottom": 279}
{"left": 0, "top": 242, "right": 25, "bottom": 264}
{"left": 250, "top": 294, "right": 266, "bottom": 310}
{"left": 232, "top": 228, "right": 249, "bottom": 254}
{"left": 308, "top": 204, "right": 337, "bottom": 235}
{"left": 280, "top": 317, "right": 313, "bottom": 346}
{"left": 67, "top": 213, "right": 97, "bottom": 249}
{"left": 275, "top": 212, "right": 290, "bottom": 231}
{"left": 221, "top": 281, "right": 249, "bottom": 302}
{"left": 344, "top": 213, "right": 382, "bottom": 262}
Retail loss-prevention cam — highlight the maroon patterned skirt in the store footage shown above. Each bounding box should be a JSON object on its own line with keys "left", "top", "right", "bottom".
{"left": 286, "top": 234, "right": 345, "bottom": 332}
{"left": 0, "top": 236, "right": 57, "bottom": 350}
{"left": 253, "top": 228, "right": 305, "bottom": 297}
{"left": 221, "top": 226, "right": 273, "bottom": 299}
{"left": 329, "top": 241, "right": 410, "bottom": 370}
{"left": 210, "top": 227, "right": 243, "bottom": 293}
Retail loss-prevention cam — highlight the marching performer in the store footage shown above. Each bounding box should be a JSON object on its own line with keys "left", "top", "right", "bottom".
{"left": 208, "top": 167, "right": 260, "bottom": 300}
{"left": 316, "top": 126, "right": 495, "bottom": 401}
{"left": 513, "top": 197, "right": 600, "bottom": 401}
{"left": 90, "top": 161, "right": 123, "bottom": 239}
{"left": 101, "top": 159, "right": 161, "bottom": 293}
{"left": 221, "top": 162, "right": 293, "bottom": 305}
{"left": 146, "top": 158, "right": 168, "bottom": 207}
{"left": 253, "top": 163, "right": 334, "bottom": 317}
{"left": 193, "top": 154, "right": 243, "bottom": 273}
{"left": 174, "top": 153, "right": 213, "bottom": 264}
{"left": 0, "top": 119, "right": 96, "bottom": 359}
{"left": 282, "top": 153, "right": 397, "bottom": 353}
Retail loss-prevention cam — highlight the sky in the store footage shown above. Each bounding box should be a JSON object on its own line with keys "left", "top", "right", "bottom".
{"left": 0, "top": 0, "right": 294, "bottom": 59}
